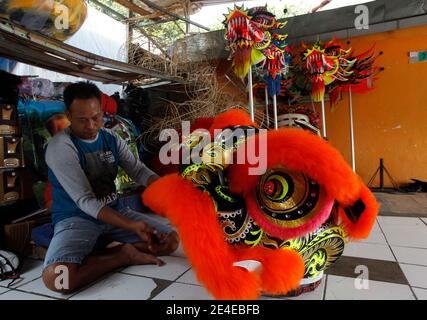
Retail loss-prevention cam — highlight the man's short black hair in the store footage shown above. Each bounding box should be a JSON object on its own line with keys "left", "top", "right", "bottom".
{"left": 63, "top": 81, "right": 101, "bottom": 110}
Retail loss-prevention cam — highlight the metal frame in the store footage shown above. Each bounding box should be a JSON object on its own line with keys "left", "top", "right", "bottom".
{"left": 88, "top": 0, "right": 171, "bottom": 58}
{"left": 113, "top": 0, "right": 210, "bottom": 31}
{"left": 114, "top": 0, "right": 155, "bottom": 18}
{"left": 88, "top": 0, "right": 127, "bottom": 20}
{"left": 138, "top": 0, "right": 209, "bottom": 31}
{"left": 0, "top": 19, "right": 184, "bottom": 84}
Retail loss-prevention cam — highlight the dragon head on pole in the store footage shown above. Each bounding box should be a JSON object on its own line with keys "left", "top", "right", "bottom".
{"left": 223, "top": 5, "right": 266, "bottom": 79}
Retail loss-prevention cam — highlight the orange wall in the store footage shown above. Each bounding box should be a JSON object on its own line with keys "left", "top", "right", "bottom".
{"left": 215, "top": 24, "right": 427, "bottom": 187}
{"left": 323, "top": 24, "right": 427, "bottom": 187}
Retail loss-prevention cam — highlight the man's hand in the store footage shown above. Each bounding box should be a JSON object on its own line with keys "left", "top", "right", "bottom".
{"left": 130, "top": 220, "right": 158, "bottom": 245}
{"left": 97, "top": 206, "right": 171, "bottom": 254}
{"left": 146, "top": 174, "right": 159, "bottom": 187}
{"left": 98, "top": 207, "right": 158, "bottom": 247}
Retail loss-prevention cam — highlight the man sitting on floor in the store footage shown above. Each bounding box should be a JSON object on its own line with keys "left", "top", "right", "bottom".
{"left": 42, "top": 82, "right": 179, "bottom": 293}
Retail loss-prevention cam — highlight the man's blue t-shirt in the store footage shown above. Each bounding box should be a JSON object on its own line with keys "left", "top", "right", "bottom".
{"left": 46, "top": 128, "right": 158, "bottom": 225}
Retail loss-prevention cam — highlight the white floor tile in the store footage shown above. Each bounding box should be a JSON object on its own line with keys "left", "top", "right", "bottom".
{"left": 69, "top": 273, "right": 157, "bottom": 300}
{"left": 0, "top": 290, "right": 55, "bottom": 300}
{"left": 325, "top": 275, "right": 415, "bottom": 300}
{"left": 171, "top": 243, "right": 187, "bottom": 258}
{"left": 0, "top": 287, "right": 9, "bottom": 295}
{"left": 343, "top": 242, "right": 395, "bottom": 261}
{"left": 381, "top": 225, "right": 427, "bottom": 248}
{"left": 0, "top": 259, "right": 44, "bottom": 288}
{"left": 121, "top": 256, "right": 191, "bottom": 281}
{"left": 391, "top": 246, "right": 427, "bottom": 266}
{"left": 413, "top": 287, "right": 427, "bottom": 300}
{"left": 177, "top": 270, "right": 326, "bottom": 300}
{"left": 399, "top": 264, "right": 427, "bottom": 289}
{"left": 359, "top": 221, "right": 387, "bottom": 245}
{"left": 371, "top": 220, "right": 382, "bottom": 233}
{"left": 360, "top": 230, "right": 388, "bottom": 245}
{"left": 176, "top": 269, "right": 200, "bottom": 286}
{"left": 377, "top": 216, "right": 425, "bottom": 227}
{"left": 153, "top": 283, "right": 213, "bottom": 300}
{"left": 17, "top": 277, "right": 74, "bottom": 299}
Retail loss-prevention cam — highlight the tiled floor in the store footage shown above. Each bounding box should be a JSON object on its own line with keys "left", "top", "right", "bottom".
{"left": 325, "top": 275, "right": 415, "bottom": 300}
{"left": 1, "top": 192, "right": 426, "bottom": 300}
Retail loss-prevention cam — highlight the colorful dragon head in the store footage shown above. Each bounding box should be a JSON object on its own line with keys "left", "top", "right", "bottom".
{"left": 223, "top": 4, "right": 290, "bottom": 81}
{"left": 325, "top": 37, "right": 351, "bottom": 57}
{"left": 347, "top": 46, "right": 380, "bottom": 93}
{"left": 302, "top": 42, "right": 340, "bottom": 102}
{"left": 143, "top": 109, "right": 379, "bottom": 300}
{"left": 223, "top": 5, "right": 265, "bottom": 78}
{"left": 249, "top": 7, "right": 290, "bottom": 97}
{"left": 325, "top": 40, "right": 379, "bottom": 108}
{"left": 248, "top": 5, "right": 287, "bottom": 30}
{"left": 265, "top": 34, "right": 290, "bottom": 75}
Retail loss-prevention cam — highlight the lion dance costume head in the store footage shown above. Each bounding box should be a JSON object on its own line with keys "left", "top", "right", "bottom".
{"left": 143, "top": 109, "right": 379, "bottom": 300}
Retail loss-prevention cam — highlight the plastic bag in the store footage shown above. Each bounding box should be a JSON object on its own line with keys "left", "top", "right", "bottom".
{"left": 0, "top": 250, "right": 21, "bottom": 287}
{"left": 19, "top": 78, "right": 55, "bottom": 98}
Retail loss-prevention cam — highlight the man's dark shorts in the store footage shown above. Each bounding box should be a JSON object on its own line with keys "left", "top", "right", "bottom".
{"left": 43, "top": 207, "right": 174, "bottom": 268}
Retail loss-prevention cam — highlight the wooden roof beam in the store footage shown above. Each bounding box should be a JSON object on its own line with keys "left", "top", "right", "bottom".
{"left": 0, "top": 19, "right": 184, "bottom": 83}
{"left": 88, "top": 0, "right": 126, "bottom": 21}
{"left": 87, "top": 1, "right": 171, "bottom": 58}
{"left": 113, "top": 0, "right": 158, "bottom": 19}
{"left": 138, "top": 0, "right": 210, "bottom": 31}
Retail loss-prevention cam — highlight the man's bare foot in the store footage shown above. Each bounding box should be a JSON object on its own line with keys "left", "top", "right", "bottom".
{"left": 148, "top": 231, "right": 180, "bottom": 256}
{"left": 121, "top": 243, "right": 165, "bottom": 266}
{"left": 130, "top": 231, "right": 180, "bottom": 257}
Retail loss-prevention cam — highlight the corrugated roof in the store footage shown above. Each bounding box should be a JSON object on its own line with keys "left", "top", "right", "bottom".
{"left": 112, "top": 0, "right": 259, "bottom": 22}
{"left": 0, "top": 18, "right": 184, "bottom": 84}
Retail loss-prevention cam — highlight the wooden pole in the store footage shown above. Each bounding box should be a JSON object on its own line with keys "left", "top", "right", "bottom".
{"left": 273, "top": 94, "right": 278, "bottom": 129}
{"left": 349, "top": 86, "right": 356, "bottom": 172}
{"left": 248, "top": 65, "right": 255, "bottom": 122}
{"left": 265, "top": 86, "right": 269, "bottom": 128}
{"left": 321, "top": 98, "right": 327, "bottom": 138}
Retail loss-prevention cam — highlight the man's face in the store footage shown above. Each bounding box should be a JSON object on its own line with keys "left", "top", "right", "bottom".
{"left": 66, "top": 97, "right": 103, "bottom": 140}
